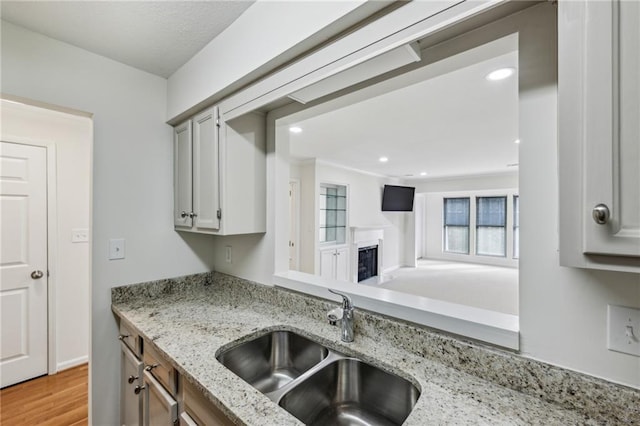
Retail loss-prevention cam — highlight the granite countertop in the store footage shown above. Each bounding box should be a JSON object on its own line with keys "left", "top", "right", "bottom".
{"left": 111, "top": 272, "right": 639, "bottom": 425}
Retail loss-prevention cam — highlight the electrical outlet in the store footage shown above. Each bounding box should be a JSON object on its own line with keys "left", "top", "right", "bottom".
{"left": 225, "top": 246, "right": 232, "bottom": 263}
{"left": 607, "top": 305, "right": 640, "bottom": 357}
{"left": 72, "top": 228, "right": 89, "bottom": 243}
{"left": 109, "top": 238, "right": 125, "bottom": 260}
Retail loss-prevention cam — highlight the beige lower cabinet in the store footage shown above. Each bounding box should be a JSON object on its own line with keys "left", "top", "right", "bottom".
{"left": 180, "top": 379, "right": 234, "bottom": 426}
{"left": 120, "top": 342, "right": 143, "bottom": 426}
{"left": 119, "top": 326, "right": 235, "bottom": 426}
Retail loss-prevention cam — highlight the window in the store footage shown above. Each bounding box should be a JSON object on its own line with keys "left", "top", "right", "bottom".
{"left": 443, "top": 198, "right": 470, "bottom": 254}
{"left": 319, "top": 184, "right": 346, "bottom": 244}
{"left": 476, "top": 196, "right": 507, "bottom": 257}
{"left": 513, "top": 195, "right": 519, "bottom": 259}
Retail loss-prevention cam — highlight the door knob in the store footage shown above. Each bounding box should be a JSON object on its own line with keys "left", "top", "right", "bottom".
{"left": 592, "top": 204, "right": 610, "bottom": 225}
{"left": 31, "top": 270, "right": 44, "bottom": 279}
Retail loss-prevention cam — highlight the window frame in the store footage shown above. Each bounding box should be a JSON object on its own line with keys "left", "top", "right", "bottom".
{"left": 443, "top": 197, "right": 471, "bottom": 255}
{"left": 475, "top": 196, "right": 508, "bottom": 258}
{"left": 513, "top": 195, "right": 519, "bottom": 259}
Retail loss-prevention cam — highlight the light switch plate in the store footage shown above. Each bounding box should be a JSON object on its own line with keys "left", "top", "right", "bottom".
{"left": 72, "top": 228, "right": 89, "bottom": 243}
{"left": 109, "top": 238, "right": 125, "bottom": 260}
{"left": 607, "top": 305, "right": 640, "bottom": 357}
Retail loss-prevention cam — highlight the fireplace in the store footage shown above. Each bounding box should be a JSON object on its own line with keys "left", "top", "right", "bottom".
{"left": 358, "top": 245, "right": 378, "bottom": 282}
{"left": 351, "top": 227, "right": 384, "bottom": 283}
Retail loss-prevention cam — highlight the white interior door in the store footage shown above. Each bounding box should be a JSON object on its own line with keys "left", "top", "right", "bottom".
{"left": 289, "top": 181, "right": 299, "bottom": 270}
{"left": 1, "top": 141, "right": 48, "bottom": 388}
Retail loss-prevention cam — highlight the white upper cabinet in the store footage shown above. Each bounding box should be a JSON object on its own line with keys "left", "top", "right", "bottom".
{"left": 173, "top": 121, "right": 192, "bottom": 229}
{"left": 192, "top": 108, "right": 221, "bottom": 232}
{"left": 559, "top": 0, "right": 640, "bottom": 271}
{"left": 173, "top": 106, "right": 266, "bottom": 235}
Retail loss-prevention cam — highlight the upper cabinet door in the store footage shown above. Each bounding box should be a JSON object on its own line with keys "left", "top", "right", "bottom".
{"left": 582, "top": 0, "right": 640, "bottom": 257}
{"left": 192, "top": 106, "right": 220, "bottom": 232}
{"left": 559, "top": 0, "right": 640, "bottom": 270}
{"left": 173, "top": 120, "right": 192, "bottom": 229}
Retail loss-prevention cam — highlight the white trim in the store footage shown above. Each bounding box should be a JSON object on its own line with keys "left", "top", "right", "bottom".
{"left": 315, "top": 158, "right": 390, "bottom": 179}
{"left": 220, "top": 0, "right": 505, "bottom": 121}
{"left": 274, "top": 270, "right": 519, "bottom": 350}
{"left": 1, "top": 135, "right": 59, "bottom": 375}
{"left": 57, "top": 355, "right": 88, "bottom": 372}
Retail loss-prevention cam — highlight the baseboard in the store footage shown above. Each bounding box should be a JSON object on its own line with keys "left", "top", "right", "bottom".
{"left": 383, "top": 265, "right": 401, "bottom": 274}
{"left": 57, "top": 355, "right": 88, "bottom": 372}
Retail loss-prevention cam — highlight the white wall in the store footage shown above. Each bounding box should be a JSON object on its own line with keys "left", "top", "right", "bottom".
{"left": 1, "top": 21, "right": 218, "bottom": 425}
{"left": 167, "top": 0, "right": 374, "bottom": 121}
{"left": 413, "top": 172, "right": 518, "bottom": 193}
{"left": 1, "top": 99, "right": 91, "bottom": 371}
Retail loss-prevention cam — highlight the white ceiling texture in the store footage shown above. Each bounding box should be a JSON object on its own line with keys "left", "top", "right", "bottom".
{"left": 0, "top": 1, "right": 255, "bottom": 78}
{"left": 283, "top": 36, "right": 519, "bottom": 180}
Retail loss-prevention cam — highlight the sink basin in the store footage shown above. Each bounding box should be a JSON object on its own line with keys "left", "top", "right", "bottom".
{"left": 279, "top": 358, "right": 420, "bottom": 426}
{"left": 216, "top": 331, "right": 329, "bottom": 393}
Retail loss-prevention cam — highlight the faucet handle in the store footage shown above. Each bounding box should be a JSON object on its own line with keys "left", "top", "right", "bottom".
{"left": 328, "top": 289, "right": 353, "bottom": 310}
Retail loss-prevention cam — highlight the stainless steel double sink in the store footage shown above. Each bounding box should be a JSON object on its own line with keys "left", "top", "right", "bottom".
{"left": 216, "top": 330, "right": 420, "bottom": 426}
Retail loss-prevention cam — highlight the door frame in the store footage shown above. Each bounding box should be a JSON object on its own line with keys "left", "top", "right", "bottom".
{"left": 2, "top": 136, "right": 59, "bottom": 375}
{"left": 289, "top": 179, "right": 300, "bottom": 270}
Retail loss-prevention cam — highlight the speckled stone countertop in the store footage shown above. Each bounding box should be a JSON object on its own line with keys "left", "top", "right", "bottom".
{"left": 112, "top": 272, "right": 640, "bottom": 425}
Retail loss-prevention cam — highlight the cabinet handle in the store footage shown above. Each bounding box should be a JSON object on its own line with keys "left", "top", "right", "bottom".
{"left": 128, "top": 375, "right": 138, "bottom": 384}
{"left": 592, "top": 204, "right": 610, "bottom": 225}
{"left": 118, "top": 334, "right": 129, "bottom": 341}
{"left": 180, "top": 211, "right": 189, "bottom": 218}
{"left": 144, "top": 363, "right": 158, "bottom": 372}
{"left": 189, "top": 212, "right": 197, "bottom": 218}
{"left": 134, "top": 384, "right": 145, "bottom": 395}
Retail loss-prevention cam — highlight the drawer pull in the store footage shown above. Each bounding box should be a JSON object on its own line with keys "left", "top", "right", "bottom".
{"left": 134, "top": 384, "right": 145, "bottom": 395}
{"left": 128, "top": 375, "right": 138, "bottom": 384}
{"left": 118, "top": 334, "right": 129, "bottom": 341}
{"left": 144, "top": 363, "right": 158, "bottom": 372}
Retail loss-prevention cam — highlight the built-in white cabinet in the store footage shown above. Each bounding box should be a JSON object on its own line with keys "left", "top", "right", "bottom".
{"left": 559, "top": 0, "right": 640, "bottom": 272}
{"left": 174, "top": 107, "right": 266, "bottom": 235}
{"left": 319, "top": 246, "right": 349, "bottom": 281}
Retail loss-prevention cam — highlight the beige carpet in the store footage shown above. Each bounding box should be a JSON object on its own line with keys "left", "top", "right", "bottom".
{"left": 362, "top": 259, "right": 519, "bottom": 315}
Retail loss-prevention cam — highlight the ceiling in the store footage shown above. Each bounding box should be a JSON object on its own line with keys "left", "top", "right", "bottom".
{"left": 0, "top": 1, "right": 255, "bottom": 78}
{"left": 282, "top": 38, "right": 519, "bottom": 180}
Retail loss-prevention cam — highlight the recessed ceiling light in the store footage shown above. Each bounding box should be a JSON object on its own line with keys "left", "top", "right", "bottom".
{"left": 379, "top": 157, "right": 388, "bottom": 163}
{"left": 289, "top": 126, "right": 302, "bottom": 133}
{"left": 420, "top": 172, "right": 427, "bottom": 176}
{"left": 486, "top": 67, "right": 515, "bottom": 81}
{"left": 514, "top": 139, "right": 520, "bottom": 144}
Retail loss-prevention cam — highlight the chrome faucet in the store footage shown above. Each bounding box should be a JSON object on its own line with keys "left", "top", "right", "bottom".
{"left": 327, "top": 289, "right": 355, "bottom": 343}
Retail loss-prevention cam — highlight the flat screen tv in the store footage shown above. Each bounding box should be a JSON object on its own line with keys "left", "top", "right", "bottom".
{"left": 381, "top": 185, "right": 415, "bottom": 211}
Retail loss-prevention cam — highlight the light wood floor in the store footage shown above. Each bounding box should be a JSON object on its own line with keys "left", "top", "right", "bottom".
{"left": 0, "top": 364, "right": 88, "bottom": 426}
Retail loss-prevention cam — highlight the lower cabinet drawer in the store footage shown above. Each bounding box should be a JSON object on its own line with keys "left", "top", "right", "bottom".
{"left": 144, "top": 343, "right": 176, "bottom": 396}
{"left": 182, "top": 379, "right": 234, "bottom": 426}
